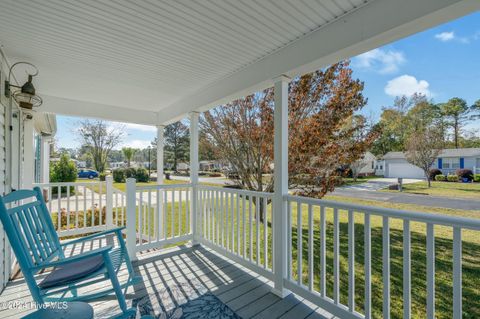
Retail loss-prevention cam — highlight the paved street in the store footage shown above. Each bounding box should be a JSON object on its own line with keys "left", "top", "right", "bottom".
{"left": 338, "top": 178, "right": 422, "bottom": 191}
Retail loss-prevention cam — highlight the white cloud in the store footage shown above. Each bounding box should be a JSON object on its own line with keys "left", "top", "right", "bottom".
{"left": 435, "top": 31, "right": 455, "bottom": 42}
{"left": 119, "top": 139, "right": 152, "bottom": 149}
{"left": 384, "top": 75, "right": 431, "bottom": 97}
{"left": 354, "top": 48, "right": 406, "bottom": 74}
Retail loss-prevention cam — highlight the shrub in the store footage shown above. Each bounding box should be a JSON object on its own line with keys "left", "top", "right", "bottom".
{"left": 135, "top": 168, "right": 149, "bottom": 182}
{"left": 99, "top": 172, "right": 108, "bottom": 181}
{"left": 447, "top": 174, "right": 459, "bottom": 182}
{"left": 208, "top": 172, "right": 222, "bottom": 177}
{"left": 113, "top": 169, "right": 125, "bottom": 183}
{"left": 435, "top": 174, "right": 446, "bottom": 181}
{"left": 50, "top": 154, "right": 77, "bottom": 195}
{"left": 456, "top": 169, "right": 474, "bottom": 181}
{"left": 113, "top": 167, "right": 149, "bottom": 183}
{"left": 474, "top": 174, "right": 480, "bottom": 183}
{"left": 125, "top": 167, "right": 137, "bottom": 179}
{"left": 428, "top": 168, "right": 442, "bottom": 180}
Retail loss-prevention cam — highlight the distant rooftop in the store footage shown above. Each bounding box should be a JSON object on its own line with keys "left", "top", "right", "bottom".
{"left": 383, "top": 148, "right": 480, "bottom": 159}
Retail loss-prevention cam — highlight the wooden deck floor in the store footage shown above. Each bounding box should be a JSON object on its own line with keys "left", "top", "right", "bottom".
{"left": 0, "top": 245, "right": 336, "bottom": 318}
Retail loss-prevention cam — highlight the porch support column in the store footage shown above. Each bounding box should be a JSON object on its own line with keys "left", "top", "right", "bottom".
{"left": 156, "top": 124, "right": 165, "bottom": 240}
{"left": 156, "top": 125, "right": 165, "bottom": 185}
{"left": 22, "top": 114, "right": 35, "bottom": 189}
{"left": 272, "top": 75, "right": 290, "bottom": 297}
{"left": 40, "top": 136, "right": 51, "bottom": 183}
{"left": 189, "top": 112, "right": 200, "bottom": 244}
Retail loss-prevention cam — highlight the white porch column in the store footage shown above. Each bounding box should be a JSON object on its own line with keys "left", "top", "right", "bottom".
{"left": 156, "top": 125, "right": 165, "bottom": 240}
{"left": 126, "top": 178, "right": 137, "bottom": 260}
{"left": 22, "top": 114, "right": 35, "bottom": 189}
{"left": 156, "top": 125, "right": 165, "bottom": 185}
{"left": 189, "top": 112, "right": 200, "bottom": 244}
{"left": 105, "top": 175, "right": 114, "bottom": 228}
{"left": 272, "top": 75, "right": 290, "bottom": 297}
{"left": 40, "top": 136, "right": 51, "bottom": 183}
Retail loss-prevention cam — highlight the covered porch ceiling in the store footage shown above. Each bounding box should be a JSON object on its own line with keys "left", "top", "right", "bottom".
{"left": 0, "top": 0, "right": 478, "bottom": 125}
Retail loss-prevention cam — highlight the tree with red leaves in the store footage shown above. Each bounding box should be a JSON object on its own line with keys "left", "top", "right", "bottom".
{"left": 201, "top": 61, "right": 377, "bottom": 199}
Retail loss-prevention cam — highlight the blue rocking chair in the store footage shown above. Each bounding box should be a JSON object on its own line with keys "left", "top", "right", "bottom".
{"left": 0, "top": 187, "right": 141, "bottom": 318}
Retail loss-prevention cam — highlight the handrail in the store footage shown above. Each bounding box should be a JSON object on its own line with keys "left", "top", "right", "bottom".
{"left": 34, "top": 181, "right": 103, "bottom": 187}
{"left": 136, "top": 183, "right": 192, "bottom": 191}
{"left": 198, "top": 185, "right": 274, "bottom": 198}
{"left": 285, "top": 194, "right": 480, "bottom": 230}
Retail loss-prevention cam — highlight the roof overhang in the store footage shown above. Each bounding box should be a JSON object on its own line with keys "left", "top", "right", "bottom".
{"left": 1, "top": 0, "right": 479, "bottom": 125}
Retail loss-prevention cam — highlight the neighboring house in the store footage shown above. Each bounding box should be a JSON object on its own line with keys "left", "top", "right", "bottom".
{"left": 50, "top": 158, "right": 86, "bottom": 169}
{"left": 357, "top": 151, "right": 376, "bottom": 175}
{"left": 176, "top": 162, "right": 189, "bottom": 172}
{"left": 383, "top": 148, "right": 480, "bottom": 178}
{"left": 110, "top": 161, "right": 126, "bottom": 169}
{"left": 76, "top": 160, "right": 87, "bottom": 169}
{"left": 199, "top": 160, "right": 230, "bottom": 171}
{"left": 129, "top": 161, "right": 152, "bottom": 169}
{"left": 374, "top": 159, "right": 385, "bottom": 176}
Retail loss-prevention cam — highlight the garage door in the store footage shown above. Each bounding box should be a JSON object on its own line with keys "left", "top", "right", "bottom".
{"left": 387, "top": 163, "right": 425, "bottom": 178}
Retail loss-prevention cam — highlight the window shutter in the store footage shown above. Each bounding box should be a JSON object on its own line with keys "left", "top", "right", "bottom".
{"left": 438, "top": 158, "right": 442, "bottom": 169}
{"left": 460, "top": 158, "right": 464, "bottom": 169}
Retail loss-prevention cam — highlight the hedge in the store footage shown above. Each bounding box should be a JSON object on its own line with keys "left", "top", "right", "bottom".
{"left": 435, "top": 174, "right": 446, "bottom": 181}
{"left": 447, "top": 174, "right": 459, "bottom": 182}
{"left": 113, "top": 168, "right": 150, "bottom": 183}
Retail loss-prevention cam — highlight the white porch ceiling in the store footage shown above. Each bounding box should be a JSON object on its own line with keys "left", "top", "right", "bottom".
{"left": 0, "top": 0, "right": 478, "bottom": 125}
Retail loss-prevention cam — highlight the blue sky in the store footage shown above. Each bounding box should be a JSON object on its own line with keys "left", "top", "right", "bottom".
{"left": 56, "top": 11, "right": 480, "bottom": 150}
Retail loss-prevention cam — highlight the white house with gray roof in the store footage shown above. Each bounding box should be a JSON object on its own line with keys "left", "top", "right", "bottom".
{"left": 383, "top": 148, "right": 480, "bottom": 178}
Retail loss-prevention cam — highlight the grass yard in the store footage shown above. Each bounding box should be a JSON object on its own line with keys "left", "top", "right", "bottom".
{"left": 54, "top": 193, "right": 480, "bottom": 318}
{"left": 381, "top": 181, "right": 480, "bottom": 200}
{"left": 87, "top": 179, "right": 221, "bottom": 193}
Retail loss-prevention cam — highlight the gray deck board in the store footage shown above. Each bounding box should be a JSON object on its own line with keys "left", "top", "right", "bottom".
{"left": 0, "top": 245, "right": 334, "bottom": 318}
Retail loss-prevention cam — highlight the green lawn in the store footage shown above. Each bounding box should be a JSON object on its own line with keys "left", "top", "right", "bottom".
{"left": 381, "top": 181, "right": 480, "bottom": 199}
{"left": 54, "top": 193, "right": 480, "bottom": 319}
{"left": 87, "top": 179, "right": 221, "bottom": 193}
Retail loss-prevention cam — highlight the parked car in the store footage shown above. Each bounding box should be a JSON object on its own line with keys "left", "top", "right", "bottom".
{"left": 78, "top": 169, "right": 99, "bottom": 179}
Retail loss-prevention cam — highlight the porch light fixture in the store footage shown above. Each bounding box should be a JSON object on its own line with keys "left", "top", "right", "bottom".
{"left": 4, "top": 61, "right": 42, "bottom": 109}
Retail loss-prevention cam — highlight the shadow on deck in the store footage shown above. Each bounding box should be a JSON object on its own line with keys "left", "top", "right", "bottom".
{"left": 0, "top": 245, "right": 336, "bottom": 318}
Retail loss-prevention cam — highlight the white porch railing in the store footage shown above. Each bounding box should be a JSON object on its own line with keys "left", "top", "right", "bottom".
{"left": 284, "top": 194, "right": 480, "bottom": 319}
{"left": 33, "top": 180, "right": 112, "bottom": 237}
{"left": 32, "top": 179, "right": 480, "bottom": 319}
{"left": 197, "top": 185, "right": 274, "bottom": 280}
{"left": 129, "top": 182, "right": 193, "bottom": 252}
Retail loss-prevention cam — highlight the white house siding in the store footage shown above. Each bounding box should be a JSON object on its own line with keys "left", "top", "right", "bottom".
{"left": 0, "top": 57, "right": 8, "bottom": 292}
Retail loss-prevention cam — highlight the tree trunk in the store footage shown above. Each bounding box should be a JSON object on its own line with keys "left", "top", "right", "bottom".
{"left": 252, "top": 196, "right": 265, "bottom": 223}
{"left": 454, "top": 118, "right": 459, "bottom": 149}
{"left": 427, "top": 176, "right": 431, "bottom": 188}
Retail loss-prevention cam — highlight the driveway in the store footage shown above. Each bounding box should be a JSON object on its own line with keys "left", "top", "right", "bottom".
{"left": 338, "top": 178, "right": 423, "bottom": 191}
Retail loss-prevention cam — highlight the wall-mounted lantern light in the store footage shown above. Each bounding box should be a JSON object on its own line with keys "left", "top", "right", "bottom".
{"left": 4, "top": 62, "right": 42, "bottom": 109}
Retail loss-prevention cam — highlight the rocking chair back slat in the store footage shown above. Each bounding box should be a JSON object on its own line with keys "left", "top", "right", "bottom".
{"left": 16, "top": 208, "right": 44, "bottom": 264}
{"left": 0, "top": 188, "right": 62, "bottom": 270}
{"left": 28, "top": 206, "right": 55, "bottom": 258}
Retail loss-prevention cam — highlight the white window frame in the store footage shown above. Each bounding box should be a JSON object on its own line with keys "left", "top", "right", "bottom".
{"left": 442, "top": 157, "right": 460, "bottom": 169}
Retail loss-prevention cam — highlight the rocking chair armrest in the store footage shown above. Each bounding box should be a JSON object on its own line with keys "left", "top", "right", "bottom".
{"left": 60, "top": 227, "right": 125, "bottom": 247}
{"left": 33, "top": 245, "right": 113, "bottom": 271}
